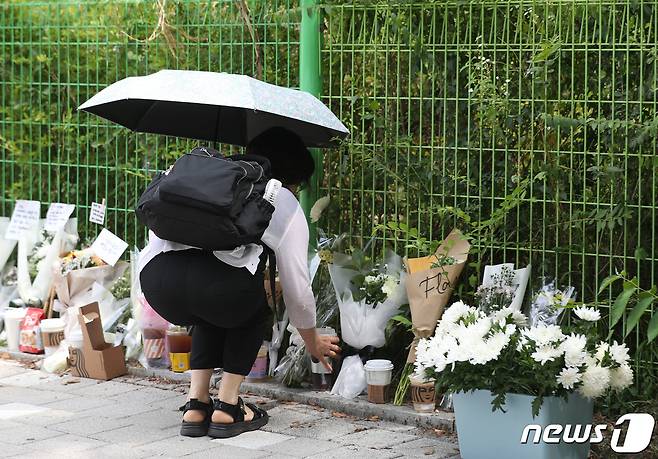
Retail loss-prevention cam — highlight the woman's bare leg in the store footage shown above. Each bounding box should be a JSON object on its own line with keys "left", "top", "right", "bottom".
{"left": 183, "top": 369, "right": 213, "bottom": 422}
{"left": 212, "top": 372, "right": 254, "bottom": 423}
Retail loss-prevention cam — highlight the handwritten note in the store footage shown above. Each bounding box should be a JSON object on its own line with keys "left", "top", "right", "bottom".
{"left": 90, "top": 228, "right": 128, "bottom": 266}
{"left": 44, "top": 203, "right": 75, "bottom": 232}
{"left": 89, "top": 202, "right": 106, "bottom": 225}
{"left": 5, "top": 200, "right": 40, "bottom": 240}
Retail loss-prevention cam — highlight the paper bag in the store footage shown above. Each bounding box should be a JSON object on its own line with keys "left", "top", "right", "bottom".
{"left": 68, "top": 302, "right": 127, "bottom": 380}
{"left": 405, "top": 228, "right": 470, "bottom": 362}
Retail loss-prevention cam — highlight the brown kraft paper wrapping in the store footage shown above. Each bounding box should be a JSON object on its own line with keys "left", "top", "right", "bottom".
{"left": 405, "top": 229, "right": 471, "bottom": 362}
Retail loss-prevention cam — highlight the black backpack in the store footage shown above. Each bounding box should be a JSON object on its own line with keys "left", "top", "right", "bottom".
{"left": 135, "top": 146, "right": 276, "bottom": 251}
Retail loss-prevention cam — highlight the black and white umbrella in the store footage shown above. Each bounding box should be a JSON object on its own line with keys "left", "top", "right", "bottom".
{"left": 78, "top": 70, "right": 349, "bottom": 147}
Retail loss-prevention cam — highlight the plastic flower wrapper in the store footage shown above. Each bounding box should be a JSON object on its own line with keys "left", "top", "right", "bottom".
{"left": 529, "top": 280, "right": 575, "bottom": 326}
{"left": 328, "top": 249, "right": 407, "bottom": 398}
{"left": 17, "top": 219, "right": 78, "bottom": 305}
{"left": 476, "top": 262, "right": 531, "bottom": 313}
{"left": 0, "top": 217, "right": 17, "bottom": 273}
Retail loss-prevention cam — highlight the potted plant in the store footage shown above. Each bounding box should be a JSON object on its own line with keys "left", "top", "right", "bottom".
{"left": 415, "top": 301, "right": 633, "bottom": 459}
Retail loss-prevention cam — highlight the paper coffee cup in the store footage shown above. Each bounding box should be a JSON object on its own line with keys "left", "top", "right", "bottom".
{"left": 40, "top": 318, "right": 65, "bottom": 357}
{"left": 410, "top": 376, "right": 436, "bottom": 413}
{"left": 364, "top": 359, "right": 394, "bottom": 404}
{"left": 4, "top": 308, "right": 26, "bottom": 351}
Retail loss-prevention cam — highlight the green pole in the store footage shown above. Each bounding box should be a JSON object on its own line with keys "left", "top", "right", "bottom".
{"left": 298, "top": 0, "right": 322, "bottom": 247}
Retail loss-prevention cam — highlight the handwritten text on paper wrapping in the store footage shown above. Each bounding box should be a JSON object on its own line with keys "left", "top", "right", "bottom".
{"left": 44, "top": 203, "right": 75, "bottom": 232}
{"left": 90, "top": 228, "right": 128, "bottom": 266}
{"left": 5, "top": 200, "right": 41, "bottom": 240}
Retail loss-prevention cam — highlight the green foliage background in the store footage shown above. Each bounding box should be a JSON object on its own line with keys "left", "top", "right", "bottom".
{"left": 1, "top": 0, "right": 657, "bottom": 405}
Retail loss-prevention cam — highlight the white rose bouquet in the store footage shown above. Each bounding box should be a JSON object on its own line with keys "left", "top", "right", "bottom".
{"left": 415, "top": 302, "right": 633, "bottom": 416}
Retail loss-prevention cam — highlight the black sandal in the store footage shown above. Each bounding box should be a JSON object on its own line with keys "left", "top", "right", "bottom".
{"left": 208, "top": 397, "right": 269, "bottom": 439}
{"left": 180, "top": 398, "right": 214, "bottom": 437}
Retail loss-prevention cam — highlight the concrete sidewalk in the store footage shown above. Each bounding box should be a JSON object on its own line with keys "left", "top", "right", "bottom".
{"left": 0, "top": 359, "right": 460, "bottom": 458}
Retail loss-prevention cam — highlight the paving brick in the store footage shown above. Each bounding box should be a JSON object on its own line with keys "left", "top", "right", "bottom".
{"left": 261, "top": 405, "right": 320, "bottom": 435}
{"left": 263, "top": 437, "right": 337, "bottom": 457}
{"left": 30, "top": 375, "right": 100, "bottom": 393}
{"left": 42, "top": 394, "right": 115, "bottom": 413}
{"left": 0, "top": 424, "right": 62, "bottom": 445}
{"left": 211, "top": 430, "right": 293, "bottom": 450}
{"left": 0, "top": 361, "right": 28, "bottom": 379}
{"left": 336, "top": 428, "right": 417, "bottom": 448}
{"left": 184, "top": 444, "right": 269, "bottom": 458}
{"left": 89, "top": 424, "right": 177, "bottom": 447}
{"left": 49, "top": 414, "right": 133, "bottom": 436}
{"left": 123, "top": 408, "right": 182, "bottom": 430}
{"left": 306, "top": 445, "right": 402, "bottom": 459}
{"left": 140, "top": 434, "right": 221, "bottom": 457}
{"left": 0, "top": 402, "right": 50, "bottom": 420}
{"left": 8, "top": 407, "right": 76, "bottom": 427}
{"left": 68, "top": 380, "right": 141, "bottom": 398}
{"left": 27, "top": 432, "right": 109, "bottom": 453}
{"left": 267, "top": 417, "right": 356, "bottom": 441}
{"left": 0, "top": 440, "right": 37, "bottom": 458}
{"left": 0, "top": 370, "right": 62, "bottom": 387}
{"left": 86, "top": 444, "right": 154, "bottom": 459}
{"left": 0, "top": 385, "right": 76, "bottom": 405}
{"left": 389, "top": 437, "right": 460, "bottom": 458}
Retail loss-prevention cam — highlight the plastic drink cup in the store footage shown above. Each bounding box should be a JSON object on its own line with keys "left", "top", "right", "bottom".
{"left": 4, "top": 308, "right": 26, "bottom": 351}
{"left": 364, "top": 359, "right": 394, "bottom": 404}
{"left": 310, "top": 327, "right": 339, "bottom": 391}
{"left": 40, "top": 318, "right": 65, "bottom": 356}
{"left": 410, "top": 376, "right": 436, "bottom": 413}
{"left": 166, "top": 326, "right": 192, "bottom": 373}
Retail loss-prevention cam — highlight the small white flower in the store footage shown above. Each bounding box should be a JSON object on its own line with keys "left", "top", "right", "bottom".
{"left": 442, "top": 301, "right": 473, "bottom": 324}
{"left": 573, "top": 306, "right": 601, "bottom": 322}
{"left": 557, "top": 367, "right": 582, "bottom": 390}
{"left": 609, "top": 363, "right": 633, "bottom": 391}
{"left": 523, "top": 324, "right": 565, "bottom": 346}
{"left": 560, "top": 334, "right": 588, "bottom": 368}
{"left": 531, "top": 345, "right": 563, "bottom": 364}
{"left": 609, "top": 341, "right": 630, "bottom": 365}
{"left": 364, "top": 275, "right": 377, "bottom": 283}
{"left": 578, "top": 364, "right": 611, "bottom": 399}
{"left": 381, "top": 277, "right": 398, "bottom": 297}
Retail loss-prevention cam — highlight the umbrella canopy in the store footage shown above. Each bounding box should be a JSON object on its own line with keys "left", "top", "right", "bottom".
{"left": 78, "top": 70, "right": 349, "bottom": 148}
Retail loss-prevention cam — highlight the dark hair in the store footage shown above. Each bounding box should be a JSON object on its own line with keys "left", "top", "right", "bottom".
{"left": 246, "top": 127, "right": 315, "bottom": 186}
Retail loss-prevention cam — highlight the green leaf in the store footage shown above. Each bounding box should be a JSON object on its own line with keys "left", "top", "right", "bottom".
{"left": 625, "top": 289, "right": 655, "bottom": 337}
{"left": 648, "top": 312, "right": 658, "bottom": 343}
{"left": 634, "top": 247, "right": 648, "bottom": 261}
{"left": 390, "top": 315, "right": 412, "bottom": 327}
{"left": 598, "top": 272, "right": 624, "bottom": 295}
{"left": 610, "top": 282, "right": 638, "bottom": 329}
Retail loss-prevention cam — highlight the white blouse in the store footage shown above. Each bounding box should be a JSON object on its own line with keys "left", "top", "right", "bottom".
{"left": 138, "top": 187, "right": 317, "bottom": 329}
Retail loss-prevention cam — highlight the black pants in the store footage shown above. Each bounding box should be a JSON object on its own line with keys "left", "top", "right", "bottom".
{"left": 140, "top": 249, "right": 267, "bottom": 375}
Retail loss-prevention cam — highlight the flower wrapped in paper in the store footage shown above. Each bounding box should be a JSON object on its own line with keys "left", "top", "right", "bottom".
{"left": 404, "top": 228, "right": 471, "bottom": 363}
{"left": 476, "top": 262, "right": 531, "bottom": 313}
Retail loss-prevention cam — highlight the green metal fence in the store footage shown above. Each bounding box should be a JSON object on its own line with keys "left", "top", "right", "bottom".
{"left": 1, "top": 1, "right": 657, "bottom": 367}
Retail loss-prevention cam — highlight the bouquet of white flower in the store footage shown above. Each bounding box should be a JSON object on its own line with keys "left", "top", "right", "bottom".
{"left": 415, "top": 301, "right": 633, "bottom": 416}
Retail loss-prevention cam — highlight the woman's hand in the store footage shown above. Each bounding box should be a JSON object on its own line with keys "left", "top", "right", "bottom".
{"left": 297, "top": 328, "right": 342, "bottom": 372}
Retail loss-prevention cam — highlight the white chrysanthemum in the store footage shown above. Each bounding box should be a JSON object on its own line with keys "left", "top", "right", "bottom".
{"left": 560, "top": 334, "right": 588, "bottom": 368}
{"left": 595, "top": 342, "right": 609, "bottom": 362}
{"left": 442, "top": 301, "right": 473, "bottom": 324}
{"left": 557, "top": 367, "right": 582, "bottom": 390}
{"left": 578, "top": 364, "right": 611, "bottom": 399}
{"left": 493, "top": 307, "right": 527, "bottom": 327}
{"left": 609, "top": 341, "right": 630, "bottom": 365}
{"left": 573, "top": 306, "right": 601, "bottom": 322}
{"left": 609, "top": 363, "right": 633, "bottom": 391}
{"left": 523, "top": 324, "right": 565, "bottom": 346}
{"left": 531, "top": 345, "right": 563, "bottom": 364}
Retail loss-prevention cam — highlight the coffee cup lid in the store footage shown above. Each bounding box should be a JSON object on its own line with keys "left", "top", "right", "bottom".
{"left": 364, "top": 359, "right": 394, "bottom": 371}
{"left": 5, "top": 308, "right": 27, "bottom": 319}
{"left": 40, "top": 318, "right": 65, "bottom": 331}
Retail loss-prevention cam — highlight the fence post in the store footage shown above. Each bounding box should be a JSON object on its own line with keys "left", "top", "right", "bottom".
{"left": 298, "top": 0, "right": 322, "bottom": 247}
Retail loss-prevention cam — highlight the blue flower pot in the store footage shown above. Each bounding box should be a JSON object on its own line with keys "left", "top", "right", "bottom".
{"left": 453, "top": 390, "right": 593, "bottom": 459}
